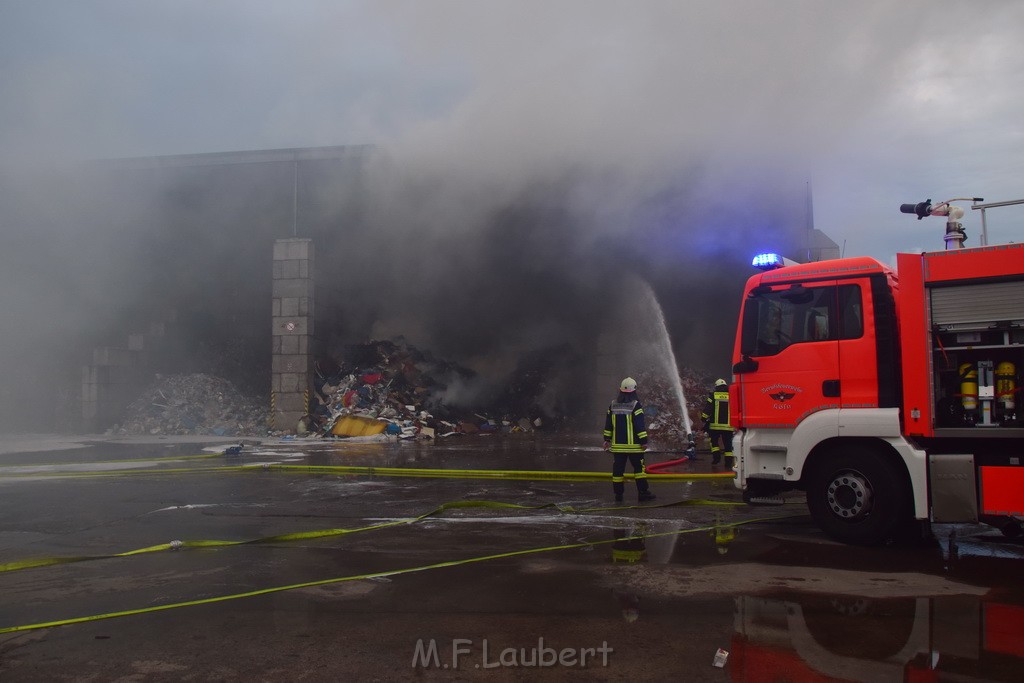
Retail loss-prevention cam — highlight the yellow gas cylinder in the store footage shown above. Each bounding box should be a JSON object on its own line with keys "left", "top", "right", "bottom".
{"left": 996, "top": 361, "right": 1016, "bottom": 412}
{"left": 959, "top": 363, "right": 978, "bottom": 411}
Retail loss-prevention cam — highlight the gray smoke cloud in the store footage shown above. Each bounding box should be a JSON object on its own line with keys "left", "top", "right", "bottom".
{"left": 319, "top": 2, "right": 911, "bottom": 391}
{"left": 2, "top": 1, "right": 1022, "bottom": 429}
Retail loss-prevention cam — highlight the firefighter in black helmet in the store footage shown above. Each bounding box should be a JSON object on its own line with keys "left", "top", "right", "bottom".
{"left": 603, "top": 377, "right": 656, "bottom": 503}
{"left": 702, "top": 378, "right": 734, "bottom": 467}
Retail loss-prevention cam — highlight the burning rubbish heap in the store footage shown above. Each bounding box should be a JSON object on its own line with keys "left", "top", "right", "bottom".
{"left": 309, "top": 339, "right": 576, "bottom": 440}
{"left": 114, "top": 373, "right": 265, "bottom": 436}
{"left": 110, "top": 340, "right": 709, "bottom": 442}
{"left": 312, "top": 340, "right": 708, "bottom": 445}
{"left": 630, "top": 368, "right": 711, "bottom": 448}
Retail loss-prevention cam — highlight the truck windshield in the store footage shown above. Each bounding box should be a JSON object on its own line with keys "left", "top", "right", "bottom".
{"left": 741, "top": 284, "right": 862, "bottom": 357}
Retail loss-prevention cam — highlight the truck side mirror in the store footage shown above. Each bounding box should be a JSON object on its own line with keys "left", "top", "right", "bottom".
{"left": 733, "top": 355, "right": 759, "bottom": 374}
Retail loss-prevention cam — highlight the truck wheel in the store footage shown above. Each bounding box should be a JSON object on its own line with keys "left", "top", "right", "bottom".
{"left": 806, "top": 446, "right": 908, "bottom": 546}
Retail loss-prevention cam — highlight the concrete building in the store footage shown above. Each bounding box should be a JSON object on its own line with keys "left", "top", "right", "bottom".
{"left": 1, "top": 146, "right": 375, "bottom": 433}
{"left": 0, "top": 145, "right": 841, "bottom": 434}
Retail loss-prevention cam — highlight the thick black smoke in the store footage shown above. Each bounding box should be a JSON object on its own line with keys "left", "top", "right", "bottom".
{"left": 4, "top": 1, "right": 1022, "bottom": 431}
{"left": 322, "top": 156, "right": 814, "bottom": 413}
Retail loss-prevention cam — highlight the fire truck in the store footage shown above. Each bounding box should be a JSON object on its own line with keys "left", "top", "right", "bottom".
{"left": 730, "top": 197, "right": 1024, "bottom": 545}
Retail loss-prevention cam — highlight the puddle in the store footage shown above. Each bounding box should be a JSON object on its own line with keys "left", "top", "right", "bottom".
{"left": 733, "top": 593, "right": 1024, "bottom": 681}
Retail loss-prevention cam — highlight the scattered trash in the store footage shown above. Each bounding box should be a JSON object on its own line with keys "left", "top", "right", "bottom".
{"left": 631, "top": 368, "right": 710, "bottom": 449}
{"left": 330, "top": 415, "right": 388, "bottom": 437}
{"left": 310, "top": 339, "right": 567, "bottom": 441}
{"left": 108, "top": 340, "right": 708, "bottom": 442}
{"left": 114, "top": 374, "right": 264, "bottom": 437}
{"left": 712, "top": 648, "right": 729, "bottom": 668}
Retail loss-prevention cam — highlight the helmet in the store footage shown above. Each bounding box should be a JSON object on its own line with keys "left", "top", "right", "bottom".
{"left": 715, "top": 378, "right": 728, "bottom": 387}
{"left": 620, "top": 377, "right": 637, "bottom": 392}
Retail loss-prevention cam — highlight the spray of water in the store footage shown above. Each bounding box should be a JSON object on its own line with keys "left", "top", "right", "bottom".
{"left": 634, "top": 278, "right": 692, "bottom": 434}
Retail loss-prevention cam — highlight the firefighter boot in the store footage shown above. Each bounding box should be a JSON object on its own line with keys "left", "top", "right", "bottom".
{"left": 613, "top": 481, "right": 625, "bottom": 503}
{"left": 637, "top": 480, "right": 655, "bottom": 503}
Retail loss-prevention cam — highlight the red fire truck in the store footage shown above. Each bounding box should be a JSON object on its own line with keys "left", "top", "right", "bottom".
{"left": 731, "top": 197, "right": 1024, "bottom": 544}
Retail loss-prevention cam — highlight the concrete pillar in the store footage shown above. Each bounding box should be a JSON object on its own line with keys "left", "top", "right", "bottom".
{"left": 271, "top": 238, "right": 315, "bottom": 433}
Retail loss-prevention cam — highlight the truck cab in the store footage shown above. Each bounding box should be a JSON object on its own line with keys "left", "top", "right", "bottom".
{"left": 731, "top": 243, "right": 1024, "bottom": 545}
{"left": 734, "top": 257, "right": 898, "bottom": 430}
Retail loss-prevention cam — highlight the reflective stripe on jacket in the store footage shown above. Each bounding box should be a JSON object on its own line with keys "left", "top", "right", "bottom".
{"left": 702, "top": 390, "right": 733, "bottom": 432}
{"left": 603, "top": 400, "right": 648, "bottom": 453}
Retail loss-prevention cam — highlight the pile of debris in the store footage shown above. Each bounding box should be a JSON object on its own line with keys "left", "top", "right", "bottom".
{"left": 310, "top": 339, "right": 563, "bottom": 440}
{"left": 632, "top": 368, "right": 711, "bottom": 448}
{"left": 110, "top": 341, "right": 714, "bottom": 442}
{"left": 311, "top": 339, "right": 709, "bottom": 443}
{"left": 114, "top": 373, "right": 265, "bottom": 436}
{"left": 312, "top": 340, "right": 478, "bottom": 439}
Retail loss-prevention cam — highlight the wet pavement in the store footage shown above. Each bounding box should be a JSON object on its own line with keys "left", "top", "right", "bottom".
{"left": 1, "top": 434, "right": 1023, "bottom": 681}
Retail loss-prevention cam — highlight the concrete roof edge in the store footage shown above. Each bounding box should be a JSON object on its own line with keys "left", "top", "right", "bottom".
{"left": 91, "top": 144, "right": 378, "bottom": 170}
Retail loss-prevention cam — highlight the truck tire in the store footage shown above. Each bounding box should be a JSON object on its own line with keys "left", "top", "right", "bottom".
{"left": 806, "top": 446, "right": 908, "bottom": 546}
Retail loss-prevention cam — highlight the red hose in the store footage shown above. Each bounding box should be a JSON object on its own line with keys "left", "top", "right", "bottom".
{"left": 645, "top": 455, "right": 691, "bottom": 473}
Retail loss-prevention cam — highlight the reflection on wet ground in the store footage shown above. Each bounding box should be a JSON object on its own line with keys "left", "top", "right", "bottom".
{"left": 732, "top": 593, "right": 1024, "bottom": 682}
{"left": 1, "top": 434, "right": 1023, "bottom": 680}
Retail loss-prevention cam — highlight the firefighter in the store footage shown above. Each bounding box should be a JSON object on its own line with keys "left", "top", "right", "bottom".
{"left": 702, "top": 378, "right": 734, "bottom": 467}
{"left": 603, "top": 377, "right": 656, "bottom": 503}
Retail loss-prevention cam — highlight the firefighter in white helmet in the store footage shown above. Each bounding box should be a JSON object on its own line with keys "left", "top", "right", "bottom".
{"left": 701, "top": 378, "right": 734, "bottom": 467}
{"left": 603, "top": 377, "right": 656, "bottom": 503}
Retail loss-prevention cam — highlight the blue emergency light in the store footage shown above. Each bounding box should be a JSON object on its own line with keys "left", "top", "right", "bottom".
{"left": 751, "top": 252, "right": 785, "bottom": 270}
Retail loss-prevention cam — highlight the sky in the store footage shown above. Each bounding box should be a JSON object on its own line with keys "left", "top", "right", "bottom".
{"left": 3, "top": 0, "right": 1022, "bottom": 261}
{"left": 2, "top": 0, "right": 1024, "bottom": 425}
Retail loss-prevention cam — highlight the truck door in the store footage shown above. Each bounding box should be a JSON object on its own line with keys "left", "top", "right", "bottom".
{"left": 835, "top": 279, "right": 880, "bottom": 409}
{"left": 734, "top": 281, "right": 843, "bottom": 428}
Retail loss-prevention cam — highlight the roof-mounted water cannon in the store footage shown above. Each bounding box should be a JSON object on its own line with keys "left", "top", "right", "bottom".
{"left": 900, "top": 197, "right": 984, "bottom": 250}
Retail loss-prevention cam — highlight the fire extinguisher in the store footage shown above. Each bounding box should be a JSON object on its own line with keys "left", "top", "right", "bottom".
{"left": 996, "top": 361, "right": 1017, "bottom": 422}
{"left": 959, "top": 363, "right": 978, "bottom": 424}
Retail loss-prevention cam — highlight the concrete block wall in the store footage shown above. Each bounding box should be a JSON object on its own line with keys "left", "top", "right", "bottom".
{"left": 81, "top": 347, "right": 144, "bottom": 431}
{"left": 79, "top": 308, "right": 173, "bottom": 432}
{"left": 271, "top": 238, "right": 315, "bottom": 433}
